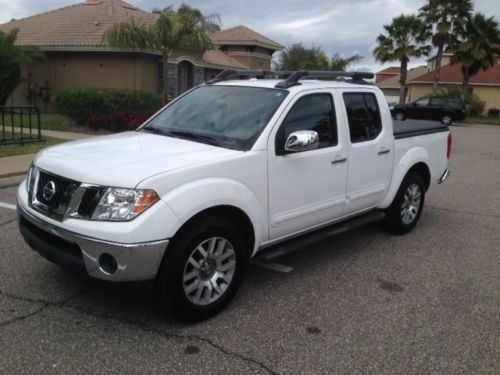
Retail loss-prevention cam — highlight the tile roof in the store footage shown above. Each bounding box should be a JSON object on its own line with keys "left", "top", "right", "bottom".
{"left": 202, "top": 50, "right": 248, "bottom": 69}
{"left": 377, "top": 67, "right": 400, "bottom": 75}
{"left": 210, "top": 25, "right": 283, "bottom": 50}
{"left": 378, "top": 66, "right": 429, "bottom": 88}
{"left": 0, "top": 0, "right": 158, "bottom": 48}
{"left": 408, "top": 59, "right": 500, "bottom": 86}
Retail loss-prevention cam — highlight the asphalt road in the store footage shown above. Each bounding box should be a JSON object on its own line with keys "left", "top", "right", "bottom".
{"left": 0, "top": 122, "right": 499, "bottom": 374}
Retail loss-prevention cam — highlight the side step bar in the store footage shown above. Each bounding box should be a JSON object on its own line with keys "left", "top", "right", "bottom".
{"left": 256, "top": 211, "right": 386, "bottom": 262}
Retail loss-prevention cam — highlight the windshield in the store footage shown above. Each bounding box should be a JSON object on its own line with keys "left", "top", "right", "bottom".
{"left": 140, "top": 85, "right": 288, "bottom": 150}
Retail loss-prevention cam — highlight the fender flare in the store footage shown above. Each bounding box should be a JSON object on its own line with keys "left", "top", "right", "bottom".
{"left": 379, "top": 146, "right": 430, "bottom": 209}
{"left": 162, "top": 178, "right": 266, "bottom": 256}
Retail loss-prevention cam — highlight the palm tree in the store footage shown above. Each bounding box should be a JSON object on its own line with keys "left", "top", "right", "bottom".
{"left": 106, "top": 7, "right": 214, "bottom": 104}
{"left": 418, "top": 0, "right": 473, "bottom": 95}
{"left": 374, "top": 15, "right": 431, "bottom": 104}
{"left": 451, "top": 13, "right": 500, "bottom": 98}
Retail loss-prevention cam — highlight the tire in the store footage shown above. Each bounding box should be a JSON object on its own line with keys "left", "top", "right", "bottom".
{"left": 155, "top": 215, "right": 249, "bottom": 322}
{"left": 441, "top": 113, "right": 454, "bottom": 125}
{"left": 384, "top": 172, "right": 425, "bottom": 234}
{"left": 393, "top": 110, "right": 406, "bottom": 121}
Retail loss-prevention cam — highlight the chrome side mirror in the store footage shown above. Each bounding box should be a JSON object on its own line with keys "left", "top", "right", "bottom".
{"left": 284, "top": 130, "right": 319, "bottom": 153}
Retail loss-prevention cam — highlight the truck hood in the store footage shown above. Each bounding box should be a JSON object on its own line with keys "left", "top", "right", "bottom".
{"left": 35, "top": 131, "right": 240, "bottom": 187}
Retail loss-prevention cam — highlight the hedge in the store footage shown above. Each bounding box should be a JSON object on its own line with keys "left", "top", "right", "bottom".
{"left": 52, "top": 88, "right": 162, "bottom": 126}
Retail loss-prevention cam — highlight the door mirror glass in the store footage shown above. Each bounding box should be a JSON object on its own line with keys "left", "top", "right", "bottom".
{"left": 284, "top": 130, "right": 319, "bottom": 152}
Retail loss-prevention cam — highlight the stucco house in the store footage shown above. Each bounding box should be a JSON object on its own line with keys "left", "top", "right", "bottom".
{"left": 406, "top": 57, "right": 500, "bottom": 113}
{"left": 0, "top": 0, "right": 283, "bottom": 112}
{"left": 376, "top": 52, "right": 500, "bottom": 114}
{"left": 377, "top": 66, "right": 428, "bottom": 104}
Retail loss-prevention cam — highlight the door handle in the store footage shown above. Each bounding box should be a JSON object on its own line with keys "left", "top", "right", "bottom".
{"left": 331, "top": 157, "right": 347, "bottom": 165}
{"left": 378, "top": 147, "right": 390, "bottom": 155}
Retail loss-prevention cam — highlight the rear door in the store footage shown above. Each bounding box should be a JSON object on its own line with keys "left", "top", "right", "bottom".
{"left": 339, "top": 90, "right": 394, "bottom": 214}
{"left": 267, "top": 91, "right": 348, "bottom": 240}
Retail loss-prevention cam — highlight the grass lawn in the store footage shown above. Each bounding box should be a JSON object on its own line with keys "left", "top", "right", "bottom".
{"left": 0, "top": 133, "right": 67, "bottom": 158}
{"left": 1, "top": 113, "right": 72, "bottom": 131}
{"left": 462, "top": 116, "right": 500, "bottom": 125}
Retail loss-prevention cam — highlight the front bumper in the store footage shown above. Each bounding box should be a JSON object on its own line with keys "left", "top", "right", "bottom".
{"left": 18, "top": 204, "right": 169, "bottom": 281}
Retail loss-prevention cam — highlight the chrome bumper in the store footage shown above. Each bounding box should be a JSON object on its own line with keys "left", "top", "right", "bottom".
{"left": 438, "top": 168, "right": 450, "bottom": 184}
{"left": 18, "top": 204, "right": 169, "bottom": 281}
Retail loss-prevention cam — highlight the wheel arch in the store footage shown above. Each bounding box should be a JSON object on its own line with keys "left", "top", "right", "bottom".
{"left": 173, "top": 205, "right": 256, "bottom": 259}
{"left": 162, "top": 178, "right": 266, "bottom": 256}
{"left": 379, "top": 147, "right": 431, "bottom": 209}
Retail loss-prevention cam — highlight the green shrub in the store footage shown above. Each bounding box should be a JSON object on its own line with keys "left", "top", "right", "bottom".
{"left": 466, "top": 93, "right": 485, "bottom": 116}
{"left": 52, "top": 88, "right": 162, "bottom": 125}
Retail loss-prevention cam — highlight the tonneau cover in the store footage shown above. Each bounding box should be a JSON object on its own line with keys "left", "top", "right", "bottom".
{"left": 393, "top": 121, "right": 449, "bottom": 139}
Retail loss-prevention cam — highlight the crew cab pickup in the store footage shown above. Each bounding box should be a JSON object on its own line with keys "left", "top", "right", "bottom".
{"left": 17, "top": 70, "right": 451, "bottom": 321}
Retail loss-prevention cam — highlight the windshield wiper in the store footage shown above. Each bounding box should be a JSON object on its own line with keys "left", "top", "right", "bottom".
{"left": 166, "top": 130, "right": 222, "bottom": 146}
{"left": 139, "top": 125, "right": 168, "bottom": 135}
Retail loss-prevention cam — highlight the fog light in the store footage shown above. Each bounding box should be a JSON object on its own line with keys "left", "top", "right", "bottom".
{"left": 98, "top": 253, "right": 118, "bottom": 274}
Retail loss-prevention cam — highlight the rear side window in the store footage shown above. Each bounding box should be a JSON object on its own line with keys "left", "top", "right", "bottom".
{"left": 449, "top": 98, "right": 464, "bottom": 108}
{"left": 276, "top": 93, "right": 337, "bottom": 153}
{"left": 343, "top": 93, "right": 382, "bottom": 143}
{"left": 430, "top": 97, "right": 446, "bottom": 106}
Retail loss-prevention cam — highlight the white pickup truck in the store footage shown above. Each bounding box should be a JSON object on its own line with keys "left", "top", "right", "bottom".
{"left": 17, "top": 70, "right": 451, "bottom": 321}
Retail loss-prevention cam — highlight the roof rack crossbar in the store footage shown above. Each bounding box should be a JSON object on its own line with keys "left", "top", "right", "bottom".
{"left": 275, "top": 70, "right": 375, "bottom": 88}
{"left": 206, "top": 69, "right": 292, "bottom": 84}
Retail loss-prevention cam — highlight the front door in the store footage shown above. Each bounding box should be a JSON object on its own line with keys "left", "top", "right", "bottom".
{"left": 268, "top": 92, "right": 348, "bottom": 240}
{"left": 407, "top": 97, "right": 431, "bottom": 119}
{"left": 340, "top": 90, "right": 394, "bottom": 214}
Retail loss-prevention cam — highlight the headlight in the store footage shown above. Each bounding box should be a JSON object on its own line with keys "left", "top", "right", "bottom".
{"left": 27, "top": 164, "right": 39, "bottom": 195}
{"left": 91, "top": 188, "right": 160, "bottom": 221}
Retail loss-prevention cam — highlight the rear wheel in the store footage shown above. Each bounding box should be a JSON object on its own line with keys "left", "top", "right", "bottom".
{"left": 384, "top": 172, "right": 425, "bottom": 234}
{"left": 441, "top": 113, "right": 454, "bottom": 125}
{"left": 394, "top": 110, "right": 406, "bottom": 121}
{"left": 155, "top": 216, "right": 248, "bottom": 321}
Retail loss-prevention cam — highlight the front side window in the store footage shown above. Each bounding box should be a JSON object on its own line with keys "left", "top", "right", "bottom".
{"left": 276, "top": 94, "right": 337, "bottom": 154}
{"left": 343, "top": 93, "right": 382, "bottom": 143}
{"left": 142, "top": 85, "right": 288, "bottom": 151}
{"left": 415, "top": 97, "right": 430, "bottom": 106}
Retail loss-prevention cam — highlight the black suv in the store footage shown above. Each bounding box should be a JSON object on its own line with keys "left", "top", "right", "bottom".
{"left": 391, "top": 96, "right": 465, "bottom": 125}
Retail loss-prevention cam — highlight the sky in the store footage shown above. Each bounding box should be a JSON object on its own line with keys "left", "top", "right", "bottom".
{"left": 0, "top": 0, "right": 499, "bottom": 72}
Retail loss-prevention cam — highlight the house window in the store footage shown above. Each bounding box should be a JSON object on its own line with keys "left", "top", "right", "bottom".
{"left": 246, "top": 46, "right": 255, "bottom": 53}
{"left": 221, "top": 46, "right": 228, "bottom": 52}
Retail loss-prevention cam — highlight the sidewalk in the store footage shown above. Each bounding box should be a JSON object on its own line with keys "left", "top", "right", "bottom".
{"left": 0, "top": 129, "right": 95, "bottom": 178}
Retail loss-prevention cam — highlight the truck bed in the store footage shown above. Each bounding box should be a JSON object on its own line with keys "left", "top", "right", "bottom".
{"left": 393, "top": 120, "right": 449, "bottom": 139}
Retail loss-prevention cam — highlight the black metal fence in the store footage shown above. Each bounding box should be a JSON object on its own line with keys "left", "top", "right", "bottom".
{"left": 0, "top": 106, "right": 42, "bottom": 146}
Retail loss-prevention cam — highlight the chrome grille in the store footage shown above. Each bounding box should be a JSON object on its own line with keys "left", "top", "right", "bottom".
{"left": 32, "top": 171, "right": 80, "bottom": 220}
{"left": 29, "top": 168, "right": 106, "bottom": 221}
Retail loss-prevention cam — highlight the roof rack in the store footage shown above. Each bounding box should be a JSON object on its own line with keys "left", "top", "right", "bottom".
{"left": 206, "top": 70, "right": 291, "bottom": 84}
{"left": 205, "top": 69, "right": 375, "bottom": 88}
{"left": 275, "top": 70, "right": 374, "bottom": 88}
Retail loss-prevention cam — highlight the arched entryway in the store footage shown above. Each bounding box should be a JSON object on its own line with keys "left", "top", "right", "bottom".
{"left": 177, "top": 61, "right": 194, "bottom": 95}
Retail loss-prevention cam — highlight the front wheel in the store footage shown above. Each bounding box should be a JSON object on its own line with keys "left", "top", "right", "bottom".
{"left": 384, "top": 172, "right": 425, "bottom": 234}
{"left": 393, "top": 110, "right": 406, "bottom": 121}
{"left": 155, "top": 216, "right": 248, "bottom": 321}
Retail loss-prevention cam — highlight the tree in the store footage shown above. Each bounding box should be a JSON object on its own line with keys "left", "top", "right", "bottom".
{"left": 374, "top": 14, "right": 431, "bottom": 104}
{"left": 106, "top": 7, "right": 214, "bottom": 104}
{"left": 176, "top": 4, "right": 221, "bottom": 33}
{"left": 451, "top": 13, "right": 500, "bottom": 98}
{"left": 330, "top": 53, "right": 363, "bottom": 71}
{"left": 418, "top": 0, "right": 473, "bottom": 95}
{"left": 275, "top": 43, "right": 329, "bottom": 71}
{"left": 0, "top": 29, "right": 44, "bottom": 105}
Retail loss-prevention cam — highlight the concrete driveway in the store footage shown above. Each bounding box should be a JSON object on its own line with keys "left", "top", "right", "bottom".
{"left": 0, "top": 123, "right": 499, "bottom": 374}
